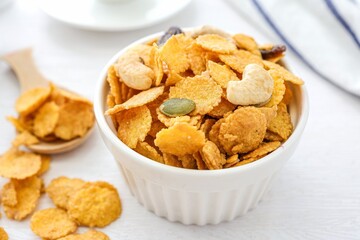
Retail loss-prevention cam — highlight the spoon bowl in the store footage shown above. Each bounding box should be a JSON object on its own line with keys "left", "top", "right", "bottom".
{"left": 2, "top": 48, "right": 94, "bottom": 154}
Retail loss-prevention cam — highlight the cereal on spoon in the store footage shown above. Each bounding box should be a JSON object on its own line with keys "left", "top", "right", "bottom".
{"left": 105, "top": 25, "right": 303, "bottom": 170}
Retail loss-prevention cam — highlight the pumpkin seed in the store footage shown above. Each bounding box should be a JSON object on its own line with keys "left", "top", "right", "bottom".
{"left": 159, "top": 98, "right": 195, "bottom": 117}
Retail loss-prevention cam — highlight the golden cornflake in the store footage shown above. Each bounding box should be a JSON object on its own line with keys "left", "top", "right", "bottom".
{"left": 148, "top": 120, "right": 166, "bottom": 138}
{"left": 264, "top": 70, "right": 286, "bottom": 107}
{"left": 106, "top": 86, "right": 164, "bottom": 115}
{"left": 178, "top": 154, "right": 197, "bottom": 169}
{"left": 282, "top": 82, "right": 293, "bottom": 105}
{"left": 54, "top": 102, "right": 94, "bottom": 140}
{"left": 116, "top": 106, "right": 152, "bottom": 149}
{"left": 219, "top": 107, "right": 267, "bottom": 154}
{"left": 12, "top": 130, "right": 39, "bottom": 147}
{"left": 169, "top": 75, "right": 222, "bottom": 115}
{"left": 149, "top": 45, "right": 164, "bottom": 86}
{"left": 207, "top": 60, "right": 239, "bottom": 88}
{"left": 37, "top": 155, "right": 51, "bottom": 176}
{"left": 196, "top": 34, "right": 237, "bottom": 54}
{"left": 3, "top": 176, "right": 42, "bottom": 220}
{"left": 263, "top": 60, "right": 304, "bottom": 85}
{"left": 264, "top": 130, "right": 283, "bottom": 141}
{"left": 15, "top": 86, "right": 51, "bottom": 115}
{"left": 57, "top": 229, "right": 110, "bottom": 240}
{"left": 67, "top": 182, "right": 122, "bottom": 227}
{"left": 0, "top": 228, "right": 8, "bottom": 240}
{"left": 46, "top": 176, "right": 86, "bottom": 210}
{"left": 187, "top": 42, "right": 206, "bottom": 75}
{"left": 193, "top": 151, "right": 207, "bottom": 170}
{"left": 30, "top": 208, "right": 77, "bottom": 240}
{"left": 33, "top": 101, "right": 60, "bottom": 138}
{"left": 268, "top": 103, "right": 293, "bottom": 140}
{"left": 224, "top": 154, "right": 240, "bottom": 168}
{"left": 163, "top": 153, "right": 183, "bottom": 168}
{"left": 154, "top": 123, "right": 205, "bottom": 156}
{"left": 242, "top": 141, "right": 281, "bottom": 160}
{"left": 1, "top": 181, "right": 17, "bottom": 206}
{"left": 200, "top": 141, "right": 226, "bottom": 170}
{"left": 135, "top": 141, "right": 164, "bottom": 164}
{"left": 219, "top": 50, "right": 263, "bottom": 74}
{"left": 200, "top": 118, "right": 216, "bottom": 139}
{"left": 232, "top": 34, "right": 261, "bottom": 56}
{"left": 107, "top": 65, "right": 122, "bottom": 104}
{"left": 0, "top": 149, "right": 41, "bottom": 179}
{"left": 159, "top": 34, "right": 190, "bottom": 73}
{"left": 208, "top": 97, "right": 236, "bottom": 118}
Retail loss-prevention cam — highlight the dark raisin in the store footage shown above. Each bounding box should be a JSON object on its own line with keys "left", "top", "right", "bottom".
{"left": 157, "top": 26, "right": 184, "bottom": 46}
{"left": 260, "top": 44, "right": 286, "bottom": 60}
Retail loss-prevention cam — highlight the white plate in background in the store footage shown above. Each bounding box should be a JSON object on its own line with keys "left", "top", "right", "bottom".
{"left": 38, "top": 0, "right": 192, "bottom": 31}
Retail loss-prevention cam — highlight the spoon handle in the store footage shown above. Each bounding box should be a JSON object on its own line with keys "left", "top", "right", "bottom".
{"left": 2, "top": 48, "right": 49, "bottom": 92}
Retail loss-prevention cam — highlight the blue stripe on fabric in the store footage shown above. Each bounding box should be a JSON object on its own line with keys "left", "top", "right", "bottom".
{"left": 325, "top": 0, "right": 360, "bottom": 48}
{"left": 251, "top": 0, "right": 360, "bottom": 97}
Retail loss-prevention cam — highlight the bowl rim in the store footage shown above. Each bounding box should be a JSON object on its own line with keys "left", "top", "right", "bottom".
{"left": 94, "top": 29, "right": 309, "bottom": 177}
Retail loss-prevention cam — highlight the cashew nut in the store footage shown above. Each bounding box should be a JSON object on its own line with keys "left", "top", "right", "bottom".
{"left": 226, "top": 64, "right": 274, "bottom": 105}
{"left": 115, "top": 45, "right": 154, "bottom": 90}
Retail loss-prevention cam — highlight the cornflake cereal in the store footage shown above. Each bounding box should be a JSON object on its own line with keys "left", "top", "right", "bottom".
{"left": 30, "top": 208, "right": 77, "bottom": 239}
{"left": 0, "top": 228, "right": 8, "bottom": 240}
{"left": 105, "top": 26, "right": 304, "bottom": 170}
{"left": 67, "top": 182, "right": 122, "bottom": 227}
{"left": 3, "top": 176, "right": 42, "bottom": 220}
{"left": 57, "top": 229, "right": 110, "bottom": 240}
{"left": 8, "top": 83, "right": 94, "bottom": 145}
{"left": 46, "top": 176, "right": 86, "bottom": 209}
{"left": 0, "top": 148, "right": 41, "bottom": 179}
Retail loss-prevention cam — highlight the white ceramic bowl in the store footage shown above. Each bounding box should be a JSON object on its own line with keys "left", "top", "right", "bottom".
{"left": 94, "top": 30, "right": 309, "bottom": 225}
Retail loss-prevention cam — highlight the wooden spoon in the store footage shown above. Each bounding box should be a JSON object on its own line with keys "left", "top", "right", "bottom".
{"left": 2, "top": 48, "right": 94, "bottom": 154}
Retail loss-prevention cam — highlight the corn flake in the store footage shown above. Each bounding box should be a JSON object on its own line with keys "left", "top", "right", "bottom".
{"left": 200, "top": 141, "right": 226, "bottom": 170}
{"left": 169, "top": 75, "right": 222, "bottom": 115}
{"left": 232, "top": 34, "right": 261, "bottom": 56}
{"left": 242, "top": 141, "right": 281, "bottom": 160}
{"left": 219, "top": 50, "right": 263, "bottom": 74}
{"left": 208, "top": 97, "right": 236, "bottom": 118}
{"left": 30, "top": 208, "right": 77, "bottom": 240}
{"left": 46, "top": 176, "right": 86, "bottom": 210}
{"left": 1, "top": 181, "right": 17, "bottom": 206}
{"left": 219, "top": 107, "right": 267, "bottom": 154}
{"left": 196, "top": 34, "right": 237, "bottom": 54}
{"left": 107, "top": 65, "right": 122, "bottom": 104}
{"left": 207, "top": 60, "right": 239, "bottom": 88}
{"left": 33, "top": 101, "right": 60, "bottom": 138}
{"left": 159, "top": 34, "right": 190, "bottom": 73}
{"left": 116, "top": 106, "right": 152, "bottom": 149}
{"left": 135, "top": 141, "right": 164, "bottom": 164}
{"left": 57, "top": 229, "right": 110, "bottom": 240}
{"left": 0, "top": 149, "right": 41, "bottom": 179}
{"left": 263, "top": 60, "right": 304, "bottom": 85}
{"left": 12, "top": 131, "right": 39, "bottom": 147}
{"left": 15, "top": 86, "right": 51, "bottom": 115}
{"left": 106, "top": 86, "right": 164, "bottom": 115}
{"left": 54, "top": 102, "right": 94, "bottom": 140}
{"left": 0, "top": 228, "right": 8, "bottom": 240}
{"left": 264, "top": 70, "right": 286, "bottom": 107}
{"left": 163, "top": 153, "right": 183, "bottom": 168}
{"left": 155, "top": 123, "right": 205, "bottom": 156}
{"left": 67, "top": 182, "right": 122, "bottom": 227}
{"left": 268, "top": 103, "right": 293, "bottom": 140}
{"left": 3, "top": 176, "right": 42, "bottom": 220}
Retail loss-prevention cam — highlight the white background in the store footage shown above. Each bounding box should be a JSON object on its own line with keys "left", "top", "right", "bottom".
{"left": 1, "top": 0, "right": 360, "bottom": 239}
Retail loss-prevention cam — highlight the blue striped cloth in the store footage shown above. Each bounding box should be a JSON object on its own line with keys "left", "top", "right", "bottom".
{"left": 227, "top": 0, "right": 360, "bottom": 97}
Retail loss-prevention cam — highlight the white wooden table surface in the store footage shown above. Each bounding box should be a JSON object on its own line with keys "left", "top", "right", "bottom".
{"left": 1, "top": 0, "right": 360, "bottom": 239}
